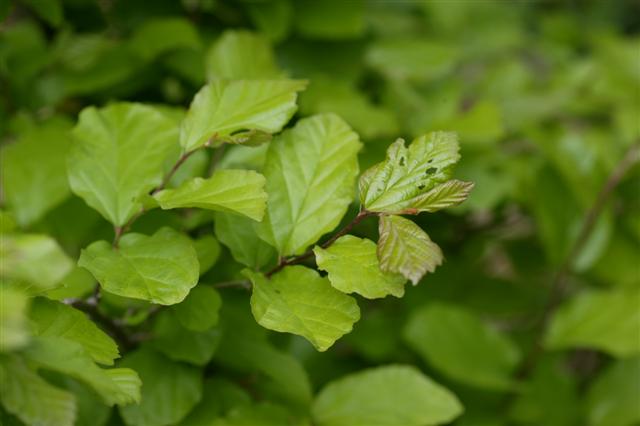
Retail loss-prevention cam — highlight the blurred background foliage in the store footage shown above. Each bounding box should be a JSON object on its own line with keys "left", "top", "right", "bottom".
{"left": 1, "top": 0, "right": 639, "bottom": 425}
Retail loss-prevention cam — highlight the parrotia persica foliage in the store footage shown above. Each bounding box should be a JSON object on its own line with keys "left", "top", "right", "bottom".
{"left": 2, "top": 2, "right": 639, "bottom": 426}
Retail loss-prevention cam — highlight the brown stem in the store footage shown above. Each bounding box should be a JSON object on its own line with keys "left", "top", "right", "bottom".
{"left": 265, "top": 210, "right": 375, "bottom": 278}
{"left": 517, "top": 142, "right": 640, "bottom": 379}
{"left": 214, "top": 279, "right": 251, "bottom": 290}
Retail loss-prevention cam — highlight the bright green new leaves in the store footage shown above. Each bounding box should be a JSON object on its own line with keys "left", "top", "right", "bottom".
{"left": 206, "top": 30, "right": 282, "bottom": 80}
{"left": 360, "top": 132, "right": 471, "bottom": 214}
{"left": 0, "top": 287, "right": 30, "bottom": 351}
{"left": 312, "top": 365, "right": 463, "bottom": 426}
{"left": 404, "top": 303, "right": 520, "bottom": 390}
{"left": 154, "top": 170, "right": 267, "bottom": 221}
{"left": 545, "top": 288, "right": 640, "bottom": 357}
{"left": 0, "top": 118, "right": 72, "bottom": 226}
{"left": 78, "top": 227, "right": 199, "bottom": 305}
{"left": 119, "top": 348, "right": 202, "bottom": 426}
{"left": 29, "top": 298, "right": 119, "bottom": 365}
{"left": 173, "top": 286, "right": 222, "bottom": 332}
{"left": 377, "top": 215, "right": 443, "bottom": 285}
{"left": 260, "top": 114, "right": 362, "bottom": 256}
{"left": 314, "top": 235, "right": 406, "bottom": 299}
{"left": 586, "top": 358, "right": 640, "bottom": 426}
{"left": 0, "top": 355, "right": 76, "bottom": 426}
{"left": 214, "top": 212, "right": 276, "bottom": 269}
{"left": 179, "top": 79, "right": 306, "bottom": 151}
{"left": 246, "top": 266, "right": 360, "bottom": 351}
{"left": 67, "top": 103, "right": 179, "bottom": 226}
{"left": 1, "top": 233, "right": 73, "bottom": 294}
{"left": 24, "top": 336, "right": 141, "bottom": 406}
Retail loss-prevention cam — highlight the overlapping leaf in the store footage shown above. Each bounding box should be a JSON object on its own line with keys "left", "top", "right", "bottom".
{"left": 214, "top": 212, "right": 276, "bottom": 269}
{"left": 245, "top": 266, "right": 360, "bottom": 351}
{"left": 0, "top": 287, "right": 30, "bottom": 352}
{"left": 259, "top": 114, "right": 362, "bottom": 256}
{"left": 173, "top": 286, "right": 222, "bottom": 332}
{"left": 78, "top": 227, "right": 199, "bottom": 305}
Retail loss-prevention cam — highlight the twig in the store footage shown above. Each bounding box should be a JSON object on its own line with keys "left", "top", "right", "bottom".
{"left": 265, "top": 210, "right": 375, "bottom": 278}
{"left": 517, "top": 142, "right": 640, "bottom": 379}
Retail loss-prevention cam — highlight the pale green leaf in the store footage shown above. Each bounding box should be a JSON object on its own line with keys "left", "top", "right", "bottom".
{"left": 360, "top": 132, "right": 463, "bottom": 214}
{"left": 193, "top": 235, "right": 221, "bottom": 275}
{"left": 119, "top": 347, "right": 202, "bottom": 426}
{"left": 0, "top": 287, "right": 30, "bottom": 352}
{"left": 130, "top": 18, "right": 200, "bottom": 60}
{"left": 408, "top": 179, "right": 474, "bottom": 213}
{"left": 403, "top": 303, "right": 520, "bottom": 390}
{"left": 545, "top": 288, "right": 640, "bottom": 357}
{"left": 312, "top": 365, "right": 463, "bottom": 426}
{"left": 245, "top": 266, "right": 360, "bottom": 351}
{"left": 152, "top": 310, "right": 221, "bottom": 366}
{"left": 377, "top": 215, "right": 443, "bottom": 285}
{"left": 206, "top": 30, "right": 282, "bottom": 80}
{"left": 0, "top": 118, "right": 72, "bottom": 226}
{"left": 314, "top": 235, "right": 406, "bottom": 299}
{"left": 78, "top": 227, "right": 199, "bottom": 305}
{"left": 173, "top": 285, "right": 222, "bottom": 332}
{"left": 180, "top": 79, "right": 306, "bottom": 152}
{"left": 30, "top": 297, "right": 119, "bottom": 365}
{"left": 0, "top": 233, "right": 74, "bottom": 294}
{"left": 24, "top": 336, "right": 141, "bottom": 406}
{"left": 586, "top": 358, "right": 640, "bottom": 426}
{"left": 214, "top": 212, "right": 276, "bottom": 269}
{"left": 68, "top": 103, "right": 179, "bottom": 226}
{"left": 259, "top": 114, "right": 362, "bottom": 256}
{"left": 154, "top": 170, "right": 267, "bottom": 221}
{"left": 0, "top": 355, "right": 76, "bottom": 426}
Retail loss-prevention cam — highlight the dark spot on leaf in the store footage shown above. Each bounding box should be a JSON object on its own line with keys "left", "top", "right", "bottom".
{"left": 399, "top": 157, "right": 405, "bottom": 166}
{"left": 427, "top": 159, "right": 433, "bottom": 163}
{"left": 417, "top": 184, "right": 425, "bottom": 190}
{"left": 425, "top": 167, "right": 437, "bottom": 175}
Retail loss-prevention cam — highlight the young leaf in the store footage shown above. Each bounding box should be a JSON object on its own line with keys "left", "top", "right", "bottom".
{"left": 245, "top": 266, "right": 360, "bottom": 351}
{"left": 0, "top": 355, "right": 76, "bottom": 426}
{"left": 0, "top": 287, "right": 30, "bottom": 352}
{"left": 403, "top": 303, "right": 521, "bottom": 390}
{"left": 180, "top": 79, "right": 307, "bottom": 151}
{"left": 259, "top": 114, "right": 362, "bottom": 256}
{"left": 172, "top": 285, "right": 222, "bottom": 332}
{"left": 214, "top": 212, "right": 277, "bottom": 269}
{"left": 119, "top": 347, "right": 202, "bottom": 426}
{"left": 1, "top": 233, "right": 74, "bottom": 294}
{"left": 30, "top": 298, "right": 119, "bottom": 365}
{"left": 68, "top": 103, "right": 179, "bottom": 226}
{"left": 586, "top": 359, "right": 640, "bottom": 426}
{"left": 409, "top": 179, "right": 475, "bottom": 213}
{"left": 154, "top": 169, "right": 267, "bottom": 221}
{"left": 314, "top": 235, "right": 407, "bottom": 299}
{"left": 545, "top": 288, "right": 640, "bottom": 357}
{"left": 23, "top": 336, "right": 141, "bottom": 406}
{"left": 0, "top": 118, "right": 72, "bottom": 226}
{"left": 78, "top": 227, "right": 199, "bottom": 305}
{"left": 377, "top": 215, "right": 443, "bottom": 285}
{"left": 360, "top": 132, "right": 467, "bottom": 214}
{"left": 312, "top": 365, "right": 463, "bottom": 426}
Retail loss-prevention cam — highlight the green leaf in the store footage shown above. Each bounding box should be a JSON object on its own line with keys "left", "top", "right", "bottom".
{"left": 360, "top": 132, "right": 467, "bottom": 214}
{"left": 214, "top": 212, "right": 276, "bottom": 269}
{"left": 314, "top": 235, "right": 406, "bottom": 299}
{"left": 0, "top": 287, "right": 30, "bottom": 352}
{"left": 173, "top": 285, "right": 222, "bottom": 332}
{"left": 23, "top": 336, "right": 141, "bottom": 406}
{"left": 130, "top": 18, "right": 201, "bottom": 61}
{"left": 293, "top": 0, "right": 365, "bottom": 39}
{"left": 154, "top": 170, "right": 267, "bottom": 221}
{"left": 0, "top": 355, "right": 76, "bottom": 426}
{"left": 119, "top": 347, "right": 202, "bottom": 426}
{"left": 180, "top": 79, "right": 307, "bottom": 152}
{"left": 21, "top": 0, "right": 63, "bottom": 26}
{"left": 377, "top": 215, "right": 443, "bottom": 285}
{"left": 193, "top": 235, "right": 221, "bottom": 275}
{"left": 245, "top": 266, "right": 360, "bottom": 351}
{"left": 206, "top": 30, "right": 282, "bottom": 80}
{"left": 312, "top": 365, "right": 463, "bottom": 426}
{"left": 0, "top": 118, "right": 72, "bottom": 226}
{"left": 29, "top": 297, "right": 119, "bottom": 365}
{"left": 259, "top": 114, "right": 362, "bottom": 256}
{"left": 245, "top": 0, "right": 292, "bottom": 42}
{"left": 407, "top": 179, "right": 475, "bottom": 213}
{"left": 403, "top": 303, "right": 520, "bottom": 390}
{"left": 181, "top": 378, "right": 252, "bottom": 426}
{"left": 586, "top": 358, "right": 640, "bottom": 426}
{"left": 78, "top": 227, "right": 199, "bottom": 305}
{"left": 67, "top": 103, "right": 179, "bottom": 226}
{"left": 0, "top": 233, "right": 74, "bottom": 294}
{"left": 211, "top": 402, "right": 297, "bottom": 426}
{"left": 545, "top": 288, "right": 640, "bottom": 357}
{"left": 60, "top": 379, "right": 111, "bottom": 426}
{"left": 152, "top": 310, "right": 222, "bottom": 366}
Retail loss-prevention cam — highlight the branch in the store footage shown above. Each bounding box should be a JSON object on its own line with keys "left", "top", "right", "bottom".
{"left": 517, "top": 142, "right": 640, "bottom": 379}
{"left": 265, "top": 210, "right": 375, "bottom": 278}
